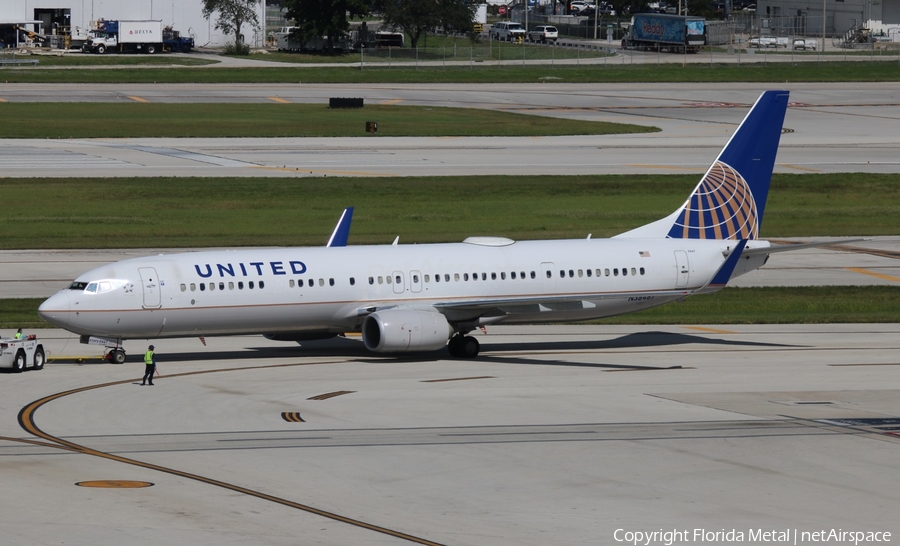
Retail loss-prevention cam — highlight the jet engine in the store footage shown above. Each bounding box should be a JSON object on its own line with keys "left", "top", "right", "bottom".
{"left": 362, "top": 309, "right": 453, "bottom": 353}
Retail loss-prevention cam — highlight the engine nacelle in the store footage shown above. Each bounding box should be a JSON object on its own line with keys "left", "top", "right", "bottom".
{"left": 362, "top": 310, "right": 453, "bottom": 353}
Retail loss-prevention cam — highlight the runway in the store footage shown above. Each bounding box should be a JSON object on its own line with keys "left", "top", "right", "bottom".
{"left": 1, "top": 82, "right": 900, "bottom": 177}
{"left": 3, "top": 324, "right": 900, "bottom": 545}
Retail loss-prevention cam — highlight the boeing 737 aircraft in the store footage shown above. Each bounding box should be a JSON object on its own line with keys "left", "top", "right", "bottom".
{"left": 40, "top": 90, "right": 819, "bottom": 361}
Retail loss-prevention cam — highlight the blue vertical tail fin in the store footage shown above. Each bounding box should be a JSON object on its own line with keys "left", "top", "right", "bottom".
{"left": 616, "top": 90, "right": 789, "bottom": 240}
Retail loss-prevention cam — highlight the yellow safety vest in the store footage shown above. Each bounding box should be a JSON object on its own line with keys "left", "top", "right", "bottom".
{"left": 144, "top": 351, "right": 154, "bottom": 365}
{"left": 14, "top": 332, "right": 23, "bottom": 339}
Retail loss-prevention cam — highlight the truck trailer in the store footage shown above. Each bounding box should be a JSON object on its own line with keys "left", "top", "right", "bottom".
{"left": 622, "top": 13, "right": 706, "bottom": 53}
{"left": 83, "top": 20, "right": 192, "bottom": 54}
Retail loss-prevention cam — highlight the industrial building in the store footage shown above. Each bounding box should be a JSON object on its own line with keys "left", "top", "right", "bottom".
{"left": 0, "top": 0, "right": 266, "bottom": 49}
{"left": 744, "top": 0, "right": 899, "bottom": 42}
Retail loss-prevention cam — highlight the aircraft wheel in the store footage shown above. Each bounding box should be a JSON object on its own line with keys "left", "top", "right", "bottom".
{"left": 461, "top": 336, "right": 480, "bottom": 359}
{"left": 110, "top": 349, "right": 126, "bottom": 364}
{"left": 13, "top": 350, "right": 26, "bottom": 372}
{"left": 33, "top": 347, "right": 45, "bottom": 370}
{"left": 447, "top": 336, "right": 463, "bottom": 358}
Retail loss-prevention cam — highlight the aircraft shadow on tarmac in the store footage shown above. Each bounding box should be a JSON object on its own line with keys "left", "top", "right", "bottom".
{"left": 103, "top": 330, "right": 799, "bottom": 368}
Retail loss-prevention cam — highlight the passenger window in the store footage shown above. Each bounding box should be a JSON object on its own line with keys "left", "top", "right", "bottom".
{"left": 640, "top": 267, "right": 645, "bottom": 275}
{"left": 511, "top": 271, "right": 517, "bottom": 279}
{"left": 329, "top": 278, "right": 334, "bottom": 286}
{"left": 445, "top": 274, "right": 450, "bottom": 282}
{"left": 530, "top": 271, "right": 535, "bottom": 279}
{"left": 631, "top": 268, "right": 637, "bottom": 276}
{"left": 289, "top": 280, "right": 295, "bottom": 288}
{"left": 249, "top": 281, "right": 255, "bottom": 289}
{"left": 413, "top": 274, "right": 419, "bottom": 283}
{"left": 605, "top": 269, "right": 610, "bottom": 276}
{"left": 622, "top": 268, "right": 628, "bottom": 277}
{"left": 350, "top": 277, "right": 356, "bottom": 286}
{"left": 369, "top": 277, "right": 374, "bottom": 285}
{"left": 596, "top": 269, "right": 602, "bottom": 277}
{"left": 395, "top": 275, "right": 402, "bottom": 284}
{"left": 454, "top": 273, "right": 459, "bottom": 281}
{"left": 481, "top": 273, "right": 487, "bottom": 281}
{"left": 425, "top": 275, "right": 431, "bottom": 283}
{"left": 260, "top": 281, "right": 265, "bottom": 289}
{"left": 200, "top": 283, "right": 206, "bottom": 291}
{"left": 559, "top": 270, "right": 564, "bottom": 278}
{"left": 569, "top": 270, "right": 574, "bottom": 278}
{"left": 220, "top": 282, "right": 225, "bottom": 290}
{"left": 614, "top": 269, "right": 619, "bottom": 276}
{"left": 434, "top": 275, "right": 440, "bottom": 283}
{"left": 586, "top": 269, "right": 592, "bottom": 278}
{"left": 238, "top": 281, "right": 244, "bottom": 289}
{"left": 228, "top": 282, "right": 234, "bottom": 290}
{"left": 491, "top": 273, "right": 497, "bottom": 280}
{"left": 501, "top": 272, "right": 506, "bottom": 280}
{"left": 578, "top": 270, "right": 583, "bottom": 278}
{"left": 378, "top": 276, "right": 383, "bottom": 284}
{"left": 319, "top": 278, "right": 325, "bottom": 286}
{"left": 180, "top": 284, "right": 186, "bottom": 292}
{"left": 190, "top": 283, "right": 196, "bottom": 291}
{"left": 209, "top": 283, "right": 215, "bottom": 291}
{"left": 464, "top": 273, "right": 469, "bottom": 281}
{"left": 386, "top": 276, "right": 392, "bottom": 284}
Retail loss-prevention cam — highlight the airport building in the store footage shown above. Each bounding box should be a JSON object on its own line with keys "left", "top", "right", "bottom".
{"left": 747, "top": 0, "right": 899, "bottom": 41}
{"left": 0, "top": 0, "right": 267, "bottom": 49}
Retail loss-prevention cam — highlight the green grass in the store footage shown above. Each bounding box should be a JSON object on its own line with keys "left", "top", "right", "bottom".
{"left": 6, "top": 54, "right": 219, "bottom": 66}
{"left": 0, "top": 174, "right": 897, "bottom": 249}
{"left": 2, "top": 61, "right": 899, "bottom": 84}
{"left": 0, "top": 103, "right": 654, "bottom": 138}
{"left": 6, "top": 286, "right": 900, "bottom": 329}
{"left": 593, "top": 286, "right": 900, "bottom": 324}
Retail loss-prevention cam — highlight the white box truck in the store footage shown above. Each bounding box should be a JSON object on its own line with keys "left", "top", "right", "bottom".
{"left": 83, "top": 20, "right": 164, "bottom": 54}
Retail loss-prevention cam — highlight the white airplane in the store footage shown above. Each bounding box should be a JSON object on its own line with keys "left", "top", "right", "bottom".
{"left": 40, "top": 90, "right": 823, "bottom": 361}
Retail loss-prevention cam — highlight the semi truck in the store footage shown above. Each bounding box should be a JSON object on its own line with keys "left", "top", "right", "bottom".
{"left": 622, "top": 13, "right": 706, "bottom": 53}
{"left": 83, "top": 20, "right": 193, "bottom": 54}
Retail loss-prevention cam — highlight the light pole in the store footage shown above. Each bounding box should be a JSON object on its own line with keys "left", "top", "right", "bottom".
{"left": 822, "top": 0, "right": 826, "bottom": 51}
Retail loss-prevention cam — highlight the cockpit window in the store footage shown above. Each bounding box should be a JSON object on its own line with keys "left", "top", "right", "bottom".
{"left": 79, "top": 279, "right": 124, "bottom": 294}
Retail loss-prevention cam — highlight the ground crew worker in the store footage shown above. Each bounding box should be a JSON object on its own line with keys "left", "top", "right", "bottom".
{"left": 142, "top": 345, "right": 157, "bottom": 386}
{"left": 14, "top": 328, "right": 23, "bottom": 339}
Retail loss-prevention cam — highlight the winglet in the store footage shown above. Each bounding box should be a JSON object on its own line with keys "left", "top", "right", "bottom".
{"left": 326, "top": 207, "right": 354, "bottom": 247}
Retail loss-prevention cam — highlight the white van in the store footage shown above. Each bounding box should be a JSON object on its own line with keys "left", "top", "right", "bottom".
{"left": 491, "top": 22, "right": 526, "bottom": 42}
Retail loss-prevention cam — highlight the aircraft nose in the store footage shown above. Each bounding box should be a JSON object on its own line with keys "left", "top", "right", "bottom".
{"left": 38, "top": 292, "right": 70, "bottom": 327}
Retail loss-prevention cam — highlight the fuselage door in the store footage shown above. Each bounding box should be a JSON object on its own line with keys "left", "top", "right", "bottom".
{"left": 392, "top": 271, "right": 405, "bottom": 294}
{"left": 541, "top": 262, "right": 556, "bottom": 294}
{"left": 139, "top": 267, "right": 162, "bottom": 308}
{"left": 410, "top": 270, "right": 422, "bottom": 293}
{"left": 674, "top": 251, "right": 690, "bottom": 288}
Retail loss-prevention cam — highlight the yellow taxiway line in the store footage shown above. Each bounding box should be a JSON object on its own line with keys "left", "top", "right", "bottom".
{"left": 845, "top": 267, "right": 900, "bottom": 282}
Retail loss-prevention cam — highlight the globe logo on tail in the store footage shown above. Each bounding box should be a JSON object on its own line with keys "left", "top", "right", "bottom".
{"left": 667, "top": 161, "right": 759, "bottom": 240}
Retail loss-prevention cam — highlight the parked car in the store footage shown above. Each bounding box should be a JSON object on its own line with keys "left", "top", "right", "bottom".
{"left": 743, "top": 3, "right": 757, "bottom": 11}
{"left": 569, "top": 1, "right": 592, "bottom": 12}
{"left": 528, "top": 25, "right": 559, "bottom": 43}
{"left": 491, "top": 21, "right": 527, "bottom": 42}
{"left": 749, "top": 36, "right": 788, "bottom": 48}
{"left": 792, "top": 38, "right": 817, "bottom": 50}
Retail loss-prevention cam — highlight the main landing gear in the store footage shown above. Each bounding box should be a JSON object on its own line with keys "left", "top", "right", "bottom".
{"left": 447, "top": 334, "right": 479, "bottom": 359}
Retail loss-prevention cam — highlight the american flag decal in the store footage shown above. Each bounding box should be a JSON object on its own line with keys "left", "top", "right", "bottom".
{"left": 667, "top": 161, "right": 759, "bottom": 240}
